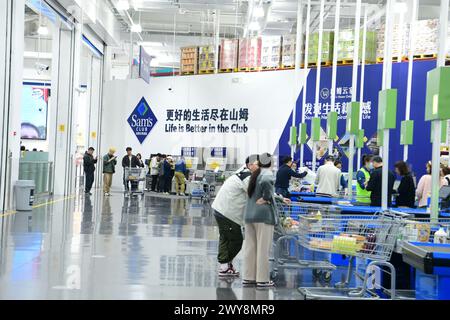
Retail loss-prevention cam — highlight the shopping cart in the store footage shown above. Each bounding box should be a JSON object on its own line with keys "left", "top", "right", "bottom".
{"left": 271, "top": 201, "right": 339, "bottom": 282}
{"left": 394, "top": 214, "right": 450, "bottom": 250}
{"left": 297, "top": 210, "right": 406, "bottom": 300}
{"left": 189, "top": 180, "right": 214, "bottom": 202}
{"left": 124, "top": 167, "right": 146, "bottom": 197}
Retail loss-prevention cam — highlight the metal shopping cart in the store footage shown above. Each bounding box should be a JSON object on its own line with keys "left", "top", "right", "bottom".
{"left": 297, "top": 210, "right": 406, "bottom": 300}
{"left": 271, "top": 201, "right": 339, "bottom": 282}
{"left": 394, "top": 214, "right": 450, "bottom": 250}
{"left": 189, "top": 172, "right": 217, "bottom": 202}
{"left": 124, "top": 167, "right": 146, "bottom": 197}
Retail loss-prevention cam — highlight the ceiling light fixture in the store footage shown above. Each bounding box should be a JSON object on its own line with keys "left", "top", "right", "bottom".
{"left": 253, "top": 6, "right": 265, "bottom": 18}
{"left": 393, "top": 2, "right": 408, "bottom": 13}
{"left": 116, "top": 0, "right": 130, "bottom": 11}
{"left": 37, "top": 25, "right": 49, "bottom": 36}
{"left": 131, "top": 23, "right": 142, "bottom": 33}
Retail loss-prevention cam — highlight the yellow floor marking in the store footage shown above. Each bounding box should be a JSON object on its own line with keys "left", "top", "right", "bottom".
{"left": 0, "top": 194, "right": 76, "bottom": 218}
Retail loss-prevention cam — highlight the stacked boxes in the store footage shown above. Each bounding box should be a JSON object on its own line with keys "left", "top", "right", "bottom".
{"left": 308, "top": 31, "right": 334, "bottom": 65}
{"left": 238, "top": 37, "right": 262, "bottom": 70}
{"left": 219, "top": 39, "right": 238, "bottom": 70}
{"left": 337, "top": 29, "right": 377, "bottom": 63}
{"left": 376, "top": 23, "right": 409, "bottom": 60}
{"left": 260, "top": 36, "right": 281, "bottom": 69}
{"left": 411, "top": 19, "right": 439, "bottom": 57}
{"left": 198, "top": 45, "right": 216, "bottom": 73}
{"left": 180, "top": 46, "right": 198, "bottom": 74}
{"left": 281, "top": 35, "right": 297, "bottom": 68}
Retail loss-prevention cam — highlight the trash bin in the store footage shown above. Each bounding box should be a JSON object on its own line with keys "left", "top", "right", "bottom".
{"left": 14, "top": 180, "right": 35, "bottom": 211}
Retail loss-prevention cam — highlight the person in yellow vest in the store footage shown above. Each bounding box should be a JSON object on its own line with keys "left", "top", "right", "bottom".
{"left": 355, "top": 154, "right": 373, "bottom": 204}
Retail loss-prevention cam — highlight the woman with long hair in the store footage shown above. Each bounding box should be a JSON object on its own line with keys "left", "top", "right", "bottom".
{"left": 416, "top": 161, "right": 445, "bottom": 208}
{"left": 242, "top": 153, "right": 290, "bottom": 288}
{"left": 394, "top": 160, "right": 416, "bottom": 208}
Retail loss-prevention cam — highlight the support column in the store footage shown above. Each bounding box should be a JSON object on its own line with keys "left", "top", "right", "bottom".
{"left": 0, "top": 0, "right": 25, "bottom": 211}
{"left": 431, "top": 0, "right": 450, "bottom": 221}
{"left": 49, "top": 22, "right": 80, "bottom": 196}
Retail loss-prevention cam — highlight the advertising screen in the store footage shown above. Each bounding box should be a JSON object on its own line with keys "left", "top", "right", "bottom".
{"left": 21, "top": 85, "right": 49, "bottom": 140}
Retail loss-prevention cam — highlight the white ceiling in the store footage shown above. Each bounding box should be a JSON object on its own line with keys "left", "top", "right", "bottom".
{"left": 105, "top": 0, "right": 449, "bottom": 68}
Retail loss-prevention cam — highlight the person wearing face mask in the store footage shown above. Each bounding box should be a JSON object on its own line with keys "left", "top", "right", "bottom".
{"left": 355, "top": 155, "right": 373, "bottom": 204}
{"left": 366, "top": 156, "right": 395, "bottom": 207}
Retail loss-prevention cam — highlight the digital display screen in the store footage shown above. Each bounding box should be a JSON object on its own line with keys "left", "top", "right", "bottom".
{"left": 21, "top": 85, "right": 49, "bottom": 140}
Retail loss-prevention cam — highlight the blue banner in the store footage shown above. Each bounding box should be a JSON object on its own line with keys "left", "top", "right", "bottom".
{"left": 278, "top": 60, "right": 436, "bottom": 179}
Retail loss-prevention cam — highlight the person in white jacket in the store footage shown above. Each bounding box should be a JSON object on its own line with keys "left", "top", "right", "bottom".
{"left": 150, "top": 153, "right": 161, "bottom": 192}
{"left": 315, "top": 155, "right": 341, "bottom": 197}
{"left": 212, "top": 154, "right": 259, "bottom": 277}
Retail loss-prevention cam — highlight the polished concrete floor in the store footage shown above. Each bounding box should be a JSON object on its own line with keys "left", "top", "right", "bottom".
{"left": 0, "top": 190, "right": 362, "bottom": 300}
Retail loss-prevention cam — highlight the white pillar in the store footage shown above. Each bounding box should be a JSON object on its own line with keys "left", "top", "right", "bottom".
{"left": 329, "top": 0, "right": 341, "bottom": 155}
{"left": 381, "top": 0, "right": 394, "bottom": 210}
{"left": 348, "top": 0, "right": 361, "bottom": 200}
{"left": 49, "top": 21, "right": 80, "bottom": 196}
{"left": 403, "top": 0, "right": 418, "bottom": 161}
{"left": 312, "top": 0, "right": 325, "bottom": 173}
{"left": 300, "top": 0, "right": 311, "bottom": 167}
{"left": 357, "top": 6, "right": 368, "bottom": 170}
{"left": 291, "top": 0, "right": 304, "bottom": 159}
{"left": 431, "top": 0, "right": 450, "bottom": 221}
{"left": 0, "top": 0, "right": 25, "bottom": 211}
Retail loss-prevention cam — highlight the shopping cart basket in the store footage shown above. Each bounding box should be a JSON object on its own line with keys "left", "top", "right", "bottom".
{"left": 394, "top": 214, "right": 450, "bottom": 250}
{"left": 271, "top": 202, "right": 339, "bottom": 282}
{"left": 189, "top": 180, "right": 214, "bottom": 202}
{"left": 124, "top": 167, "right": 146, "bottom": 197}
{"left": 298, "top": 210, "right": 406, "bottom": 300}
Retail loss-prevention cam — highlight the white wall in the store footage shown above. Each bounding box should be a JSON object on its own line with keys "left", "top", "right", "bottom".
{"left": 102, "top": 70, "right": 306, "bottom": 189}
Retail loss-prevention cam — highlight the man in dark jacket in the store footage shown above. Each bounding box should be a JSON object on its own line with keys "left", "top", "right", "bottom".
{"left": 275, "top": 156, "right": 307, "bottom": 197}
{"left": 122, "top": 147, "right": 143, "bottom": 192}
{"left": 366, "top": 156, "right": 395, "bottom": 207}
{"left": 83, "top": 147, "right": 98, "bottom": 195}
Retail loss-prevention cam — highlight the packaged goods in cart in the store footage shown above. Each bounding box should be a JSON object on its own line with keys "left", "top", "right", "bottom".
{"left": 417, "top": 224, "right": 431, "bottom": 242}
{"left": 281, "top": 217, "right": 299, "bottom": 233}
{"left": 309, "top": 238, "right": 333, "bottom": 250}
{"left": 434, "top": 227, "right": 449, "bottom": 244}
{"left": 340, "top": 233, "right": 366, "bottom": 252}
{"left": 331, "top": 235, "right": 358, "bottom": 255}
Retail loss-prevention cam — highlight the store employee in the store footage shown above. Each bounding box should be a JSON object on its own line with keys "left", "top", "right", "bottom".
{"left": 356, "top": 154, "right": 373, "bottom": 204}
{"left": 275, "top": 156, "right": 307, "bottom": 197}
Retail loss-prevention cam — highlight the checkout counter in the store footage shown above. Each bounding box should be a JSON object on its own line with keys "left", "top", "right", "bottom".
{"left": 402, "top": 242, "right": 450, "bottom": 300}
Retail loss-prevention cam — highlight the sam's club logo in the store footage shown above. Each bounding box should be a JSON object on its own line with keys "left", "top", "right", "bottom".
{"left": 128, "top": 97, "right": 158, "bottom": 144}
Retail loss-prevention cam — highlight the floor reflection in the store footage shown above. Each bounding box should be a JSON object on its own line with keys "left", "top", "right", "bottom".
{"left": 0, "top": 191, "right": 355, "bottom": 299}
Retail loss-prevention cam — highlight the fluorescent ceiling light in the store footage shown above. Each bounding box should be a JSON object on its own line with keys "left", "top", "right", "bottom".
{"left": 249, "top": 21, "right": 260, "bottom": 31}
{"left": 37, "top": 25, "right": 49, "bottom": 35}
{"left": 138, "top": 41, "right": 165, "bottom": 47}
{"left": 116, "top": 0, "right": 130, "bottom": 11}
{"left": 393, "top": 2, "right": 408, "bottom": 13}
{"left": 131, "top": 24, "right": 142, "bottom": 33}
{"left": 253, "top": 6, "right": 265, "bottom": 18}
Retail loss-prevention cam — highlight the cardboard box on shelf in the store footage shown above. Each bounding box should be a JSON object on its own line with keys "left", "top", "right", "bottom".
{"left": 281, "top": 35, "right": 298, "bottom": 67}
{"left": 308, "top": 31, "right": 334, "bottom": 64}
{"left": 376, "top": 22, "right": 409, "bottom": 59}
{"left": 219, "top": 39, "right": 238, "bottom": 70}
{"left": 180, "top": 46, "right": 199, "bottom": 74}
{"left": 198, "top": 45, "right": 216, "bottom": 72}
{"left": 238, "top": 37, "right": 262, "bottom": 69}
{"left": 261, "top": 36, "right": 281, "bottom": 68}
{"left": 337, "top": 29, "right": 377, "bottom": 63}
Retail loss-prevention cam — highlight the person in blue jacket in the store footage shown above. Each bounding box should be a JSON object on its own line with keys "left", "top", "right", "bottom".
{"left": 275, "top": 156, "right": 307, "bottom": 197}
{"left": 174, "top": 157, "right": 187, "bottom": 196}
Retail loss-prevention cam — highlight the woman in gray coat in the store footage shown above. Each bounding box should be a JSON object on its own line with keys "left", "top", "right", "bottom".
{"left": 242, "top": 153, "right": 290, "bottom": 288}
